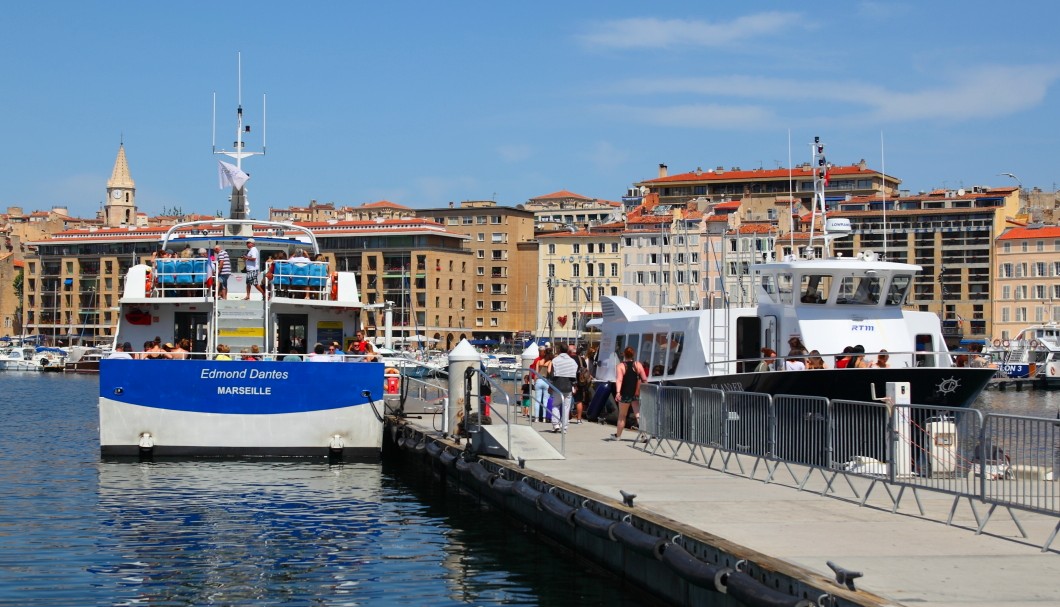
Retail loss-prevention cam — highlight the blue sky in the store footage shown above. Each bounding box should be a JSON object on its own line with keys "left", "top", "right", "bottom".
{"left": 3, "top": 2, "right": 1059, "bottom": 219}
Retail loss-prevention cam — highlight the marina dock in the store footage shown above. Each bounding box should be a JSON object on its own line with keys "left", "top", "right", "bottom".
{"left": 388, "top": 412, "right": 1060, "bottom": 607}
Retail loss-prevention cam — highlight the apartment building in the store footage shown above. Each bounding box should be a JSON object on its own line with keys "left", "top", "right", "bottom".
{"left": 537, "top": 224, "right": 623, "bottom": 346}
{"left": 415, "top": 201, "right": 538, "bottom": 346}
{"left": 523, "top": 190, "right": 623, "bottom": 230}
{"left": 632, "top": 160, "right": 900, "bottom": 209}
{"left": 993, "top": 225, "right": 1060, "bottom": 341}
{"left": 620, "top": 194, "right": 704, "bottom": 312}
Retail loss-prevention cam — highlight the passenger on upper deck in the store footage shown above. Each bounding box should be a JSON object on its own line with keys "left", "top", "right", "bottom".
{"left": 213, "top": 245, "right": 232, "bottom": 300}
{"left": 835, "top": 346, "right": 856, "bottom": 368}
{"left": 348, "top": 331, "right": 367, "bottom": 356}
{"left": 785, "top": 348, "right": 806, "bottom": 371}
{"left": 968, "top": 343, "right": 996, "bottom": 368}
{"left": 851, "top": 345, "right": 870, "bottom": 368}
{"left": 308, "top": 343, "right": 331, "bottom": 362}
{"left": 755, "top": 348, "right": 777, "bottom": 372}
{"left": 806, "top": 350, "right": 827, "bottom": 369}
{"left": 215, "top": 344, "right": 232, "bottom": 361}
{"left": 143, "top": 341, "right": 167, "bottom": 360}
{"left": 108, "top": 342, "right": 133, "bottom": 359}
{"left": 871, "top": 349, "right": 890, "bottom": 368}
{"left": 243, "top": 239, "right": 265, "bottom": 300}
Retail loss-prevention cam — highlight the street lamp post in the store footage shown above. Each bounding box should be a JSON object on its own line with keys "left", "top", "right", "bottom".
{"left": 938, "top": 265, "right": 948, "bottom": 318}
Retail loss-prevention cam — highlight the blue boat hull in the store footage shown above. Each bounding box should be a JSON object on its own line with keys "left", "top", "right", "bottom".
{"left": 99, "top": 359, "right": 385, "bottom": 457}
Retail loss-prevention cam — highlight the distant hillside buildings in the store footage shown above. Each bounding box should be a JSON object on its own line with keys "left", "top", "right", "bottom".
{"left": 4, "top": 143, "right": 1057, "bottom": 348}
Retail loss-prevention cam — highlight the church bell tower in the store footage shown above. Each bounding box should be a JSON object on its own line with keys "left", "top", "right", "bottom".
{"left": 104, "top": 143, "right": 137, "bottom": 227}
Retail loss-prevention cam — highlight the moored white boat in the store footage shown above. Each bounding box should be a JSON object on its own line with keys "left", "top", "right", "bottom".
{"left": 98, "top": 72, "right": 384, "bottom": 458}
{"left": 595, "top": 138, "right": 994, "bottom": 407}
{"left": 99, "top": 219, "right": 385, "bottom": 457}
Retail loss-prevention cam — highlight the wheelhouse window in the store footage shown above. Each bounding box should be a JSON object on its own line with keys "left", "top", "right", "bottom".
{"left": 776, "top": 273, "right": 794, "bottom": 305}
{"left": 885, "top": 275, "right": 912, "bottom": 305}
{"left": 799, "top": 274, "right": 832, "bottom": 304}
{"left": 837, "top": 275, "right": 881, "bottom": 305}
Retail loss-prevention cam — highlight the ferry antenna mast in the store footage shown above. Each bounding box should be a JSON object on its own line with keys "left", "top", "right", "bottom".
{"left": 212, "top": 52, "right": 266, "bottom": 229}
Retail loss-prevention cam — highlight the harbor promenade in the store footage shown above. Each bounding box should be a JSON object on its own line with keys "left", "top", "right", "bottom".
{"left": 399, "top": 414, "right": 1059, "bottom": 607}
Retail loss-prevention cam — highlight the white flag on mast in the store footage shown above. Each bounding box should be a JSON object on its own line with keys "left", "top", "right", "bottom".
{"left": 218, "top": 160, "right": 250, "bottom": 190}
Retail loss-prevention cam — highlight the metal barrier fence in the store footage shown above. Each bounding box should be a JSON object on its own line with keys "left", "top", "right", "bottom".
{"left": 638, "top": 384, "right": 1060, "bottom": 551}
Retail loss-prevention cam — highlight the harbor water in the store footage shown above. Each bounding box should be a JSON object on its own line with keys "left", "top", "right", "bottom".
{"left": 0, "top": 373, "right": 650, "bottom": 607}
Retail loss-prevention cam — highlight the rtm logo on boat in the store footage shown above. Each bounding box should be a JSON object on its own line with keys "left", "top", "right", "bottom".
{"left": 851, "top": 324, "right": 875, "bottom": 332}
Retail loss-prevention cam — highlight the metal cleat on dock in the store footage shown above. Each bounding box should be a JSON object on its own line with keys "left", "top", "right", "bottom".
{"left": 826, "top": 560, "right": 863, "bottom": 591}
{"left": 620, "top": 489, "right": 636, "bottom": 507}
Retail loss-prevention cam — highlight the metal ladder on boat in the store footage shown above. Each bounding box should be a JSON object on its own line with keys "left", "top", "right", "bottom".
{"left": 706, "top": 238, "right": 731, "bottom": 373}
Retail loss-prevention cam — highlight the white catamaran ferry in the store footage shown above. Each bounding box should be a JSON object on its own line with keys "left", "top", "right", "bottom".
{"left": 595, "top": 138, "right": 995, "bottom": 407}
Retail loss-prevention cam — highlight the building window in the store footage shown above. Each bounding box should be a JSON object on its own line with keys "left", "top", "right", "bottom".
{"left": 548, "top": 263, "right": 555, "bottom": 277}
{"left": 573, "top": 244, "right": 580, "bottom": 254}
{"left": 611, "top": 263, "right": 619, "bottom": 277}
{"left": 547, "top": 243, "right": 556, "bottom": 255}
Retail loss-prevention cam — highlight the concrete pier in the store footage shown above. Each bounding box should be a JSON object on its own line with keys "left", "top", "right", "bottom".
{"left": 387, "top": 415, "right": 1060, "bottom": 607}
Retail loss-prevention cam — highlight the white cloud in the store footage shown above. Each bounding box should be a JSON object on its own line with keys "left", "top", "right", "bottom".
{"left": 497, "top": 144, "right": 533, "bottom": 162}
{"left": 609, "top": 64, "right": 1060, "bottom": 124}
{"left": 578, "top": 13, "right": 803, "bottom": 50}
{"left": 584, "top": 141, "right": 629, "bottom": 172}
{"left": 600, "top": 103, "right": 778, "bottom": 130}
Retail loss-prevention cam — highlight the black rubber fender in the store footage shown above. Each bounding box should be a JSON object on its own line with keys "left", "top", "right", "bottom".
{"left": 454, "top": 456, "right": 472, "bottom": 472}
{"left": 425, "top": 441, "right": 443, "bottom": 458}
{"left": 413, "top": 439, "right": 426, "bottom": 453}
{"left": 512, "top": 479, "right": 543, "bottom": 507}
{"left": 438, "top": 450, "right": 458, "bottom": 467}
{"left": 661, "top": 542, "right": 730, "bottom": 593}
{"left": 489, "top": 475, "right": 516, "bottom": 495}
{"left": 572, "top": 508, "right": 619, "bottom": 541}
{"left": 611, "top": 521, "right": 666, "bottom": 560}
{"left": 724, "top": 572, "right": 815, "bottom": 607}
{"left": 538, "top": 492, "right": 577, "bottom": 526}
{"left": 469, "top": 461, "right": 495, "bottom": 485}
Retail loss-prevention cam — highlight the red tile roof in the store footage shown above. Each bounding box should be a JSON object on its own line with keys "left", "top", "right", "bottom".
{"left": 999, "top": 226, "right": 1060, "bottom": 240}
{"left": 359, "top": 200, "right": 411, "bottom": 209}
{"left": 714, "top": 200, "right": 741, "bottom": 210}
{"left": 532, "top": 190, "right": 593, "bottom": 201}
{"left": 643, "top": 164, "right": 885, "bottom": 184}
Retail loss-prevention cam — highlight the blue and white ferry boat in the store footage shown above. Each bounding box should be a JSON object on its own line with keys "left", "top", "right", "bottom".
{"left": 99, "top": 65, "right": 383, "bottom": 457}
{"left": 99, "top": 219, "right": 385, "bottom": 457}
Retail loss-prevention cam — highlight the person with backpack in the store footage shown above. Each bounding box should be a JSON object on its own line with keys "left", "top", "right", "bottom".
{"left": 571, "top": 345, "right": 591, "bottom": 424}
{"left": 606, "top": 346, "right": 648, "bottom": 441}
{"left": 549, "top": 345, "right": 579, "bottom": 433}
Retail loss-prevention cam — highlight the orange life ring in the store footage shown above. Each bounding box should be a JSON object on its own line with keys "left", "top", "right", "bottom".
{"left": 992, "top": 339, "right": 1001, "bottom": 348}
{"left": 1049, "top": 365, "right": 1056, "bottom": 377}
{"left": 1002, "top": 339, "right": 1010, "bottom": 348}
{"left": 330, "top": 272, "right": 339, "bottom": 300}
{"left": 145, "top": 270, "right": 153, "bottom": 297}
{"left": 1030, "top": 340, "right": 1040, "bottom": 349}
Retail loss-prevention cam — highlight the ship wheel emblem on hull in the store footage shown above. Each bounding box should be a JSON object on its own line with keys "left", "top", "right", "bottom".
{"left": 935, "top": 376, "right": 960, "bottom": 395}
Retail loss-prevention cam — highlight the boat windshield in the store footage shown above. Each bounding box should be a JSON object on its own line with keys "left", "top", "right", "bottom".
{"left": 837, "top": 275, "right": 881, "bottom": 305}
{"left": 799, "top": 274, "right": 834, "bottom": 304}
{"left": 885, "top": 274, "right": 912, "bottom": 306}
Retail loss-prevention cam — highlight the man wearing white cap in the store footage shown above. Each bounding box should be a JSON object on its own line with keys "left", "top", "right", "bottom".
{"left": 243, "top": 239, "right": 263, "bottom": 300}
{"left": 549, "top": 344, "right": 579, "bottom": 433}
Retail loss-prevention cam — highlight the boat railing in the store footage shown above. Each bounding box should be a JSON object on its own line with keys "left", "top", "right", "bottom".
{"left": 696, "top": 349, "right": 988, "bottom": 375}
{"left": 266, "top": 260, "right": 331, "bottom": 300}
